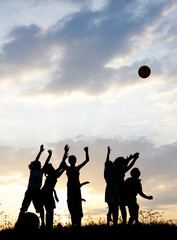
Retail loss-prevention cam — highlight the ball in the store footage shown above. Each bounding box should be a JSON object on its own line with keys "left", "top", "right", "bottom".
{"left": 15, "top": 212, "right": 39, "bottom": 231}
{"left": 138, "top": 65, "right": 151, "bottom": 78}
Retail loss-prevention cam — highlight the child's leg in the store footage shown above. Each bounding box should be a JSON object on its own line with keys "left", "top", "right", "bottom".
{"left": 68, "top": 201, "right": 76, "bottom": 226}
{"left": 76, "top": 215, "right": 82, "bottom": 228}
{"left": 120, "top": 204, "right": 127, "bottom": 224}
{"left": 128, "top": 204, "right": 135, "bottom": 225}
{"left": 107, "top": 203, "right": 113, "bottom": 225}
{"left": 18, "top": 189, "right": 32, "bottom": 219}
{"left": 134, "top": 203, "right": 139, "bottom": 223}
{"left": 46, "top": 209, "right": 54, "bottom": 230}
{"left": 76, "top": 201, "right": 83, "bottom": 228}
{"left": 128, "top": 202, "right": 139, "bottom": 225}
{"left": 33, "top": 189, "right": 45, "bottom": 227}
{"left": 40, "top": 208, "right": 45, "bottom": 228}
{"left": 112, "top": 204, "right": 118, "bottom": 226}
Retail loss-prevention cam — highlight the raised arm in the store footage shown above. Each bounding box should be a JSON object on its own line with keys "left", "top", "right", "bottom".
{"left": 42, "top": 149, "right": 52, "bottom": 170}
{"left": 56, "top": 168, "right": 65, "bottom": 179}
{"left": 56, "top": 144, "right": 70, "bottom": 172}
{"left": 106, "top": 146, "right": 111, "bottom": 163}
{"left": 34, "top": 144, "right": 45, "bottom": 162}
{"left": 78, "top": 147, "right": 89, "bottom": 170}
{"left": 125, "top": 152, "right": 139, "bottom": 172}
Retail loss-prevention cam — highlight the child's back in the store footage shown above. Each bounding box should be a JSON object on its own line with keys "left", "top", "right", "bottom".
{"left": 121, "top": 177, "right": 142, "bottom": 204}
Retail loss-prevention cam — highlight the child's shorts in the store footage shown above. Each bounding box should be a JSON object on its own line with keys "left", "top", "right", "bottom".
{"left": 105, "top": 189, "right": 121, "bottom": 204}
{"left": 20, "top": 188, "right": 43, "bottom": 213}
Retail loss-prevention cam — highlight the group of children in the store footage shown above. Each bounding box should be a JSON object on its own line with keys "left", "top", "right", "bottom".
{"left": 17, "top": 144, "right": 153, "bottom": 230}
{"left": 17, "top": 144, "right": 89, "bottom": 230}
{"left": 104, "top": 146, "right": 153, "bottom": 226}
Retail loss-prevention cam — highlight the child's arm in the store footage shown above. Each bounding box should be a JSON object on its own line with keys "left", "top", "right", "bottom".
{"left": 78, "top": 147, "right": 89, "bottom": 170}
{"left": 124, "top": 154, "right": 133, "bottom": 165}
{"left": 56, "top": 145, "right": 70, "bottom": 171}
{"left": 139, "top": 191, "right": 153, "bottom": 200}
{"left": 56, "top": 168, "right": 65, "bottom": 178}
{"left": 106, "top": 146, "right": 111, "bottom": 163}
{"left": 80, "top": 181, "right": 90, "bottom": 187}
{"left": 42, "top": 149, "right": 52, "bottom": 170}
{"left": 34, "top": 145, "right": 45, "bottom": 162}
{"left": 125, "top": 152, "right": 139, "bottom": 172}
{"left": 139, "top": 185, "right": 153, "bottom": 200}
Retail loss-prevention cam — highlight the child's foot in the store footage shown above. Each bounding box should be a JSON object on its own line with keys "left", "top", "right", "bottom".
{"left": 135, "top": 221, "right": 143, "bottom": 226}
{"left": 40, "top": 223, "right": 46, "bottom": 231}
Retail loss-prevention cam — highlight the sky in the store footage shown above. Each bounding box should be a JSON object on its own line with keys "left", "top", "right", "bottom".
{"left": 0, "top": 0, "right": 177, "bottom": 225}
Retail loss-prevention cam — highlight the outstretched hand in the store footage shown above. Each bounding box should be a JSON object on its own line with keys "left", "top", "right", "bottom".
{"left": 80, "top": 181, "right": 90, "bottom": 188}
{"left": 126, "top": 154, "right": 133, "bottom": 161}
{"left": 64, "top": 144, "right": 70, "bottom": 154}
{"left": 148, "top": 195, "right": 153, "bottom": 200}
{"left": 107, "top": 146, "right": 111, "bottom": 154}
{"left": 84, "top": 147, "right": 89, "bottom": 152}
{"left": 48, "top": 149, "right": 52, "bottom": 155}
{"left": 133, "top": 152, "right": 139, "bottom": 159}
{"left": 40, "top": 144, "right": 45, "bottom": 152}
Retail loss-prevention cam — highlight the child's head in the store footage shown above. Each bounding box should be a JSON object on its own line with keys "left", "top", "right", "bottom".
{"left": 68, "top": 155, "right": 77, "bottom": 167}
{"left": 130, "top": 168, "right": 141, "bottom": 179}
{"left": 114, "top": 157, "right": 126, "bottom": 170}
{"left": 28, "top": 161, "right": 41, "bottom": 170}
{"left": 44, "top": 163, "right": 55, "bottom": 175}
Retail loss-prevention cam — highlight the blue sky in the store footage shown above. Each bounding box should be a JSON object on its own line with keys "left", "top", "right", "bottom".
{"left": 0, "top": 0, "right": 177, "bottom": 224}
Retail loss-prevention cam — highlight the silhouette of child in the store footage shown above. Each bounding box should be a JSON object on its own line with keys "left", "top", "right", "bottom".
{"left": 122, "top": 167, "right": 153, "bottom": 225}
{"left": 62, "top": 146, "right": 90, "bottom": 227}
{"left": 113, "top": 152, "right": 139, "bottom": 225}
{"left": 18, "top": 145, "right": 52, "bottom": 228}
{"left": 42, "top": 145, "right": 69, "bottom": 230}
{"left": 104, "top": 146, "right": 119, "bottom": 226}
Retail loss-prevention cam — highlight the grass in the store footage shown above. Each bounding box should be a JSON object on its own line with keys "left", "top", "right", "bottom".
{"left": 1, "top": 210, "right": 177, "bottom": 237}
{"left": 1, "top": 223, "right": 177, "bottom": 239}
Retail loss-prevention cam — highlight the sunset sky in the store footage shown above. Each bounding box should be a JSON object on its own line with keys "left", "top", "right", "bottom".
{"left": 1, "top": 0, "right": 177, "bottom": 224}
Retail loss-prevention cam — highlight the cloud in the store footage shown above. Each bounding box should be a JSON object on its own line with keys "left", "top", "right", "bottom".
{"left": 46, "top": 0, "right": 165, "bottom": 95}
{"left": 51, "top": 136, "right": 177, "bottom": 213}
{"left": 121, "top": 120, "right": 148, "bottom": 127}
{"left": 1, "top": 135, "right": 177, "bottom": 217}
{"left": 0, "top": 0, "right": 174, "bottom": 96}
{"left": 0, "top": 24, "right": 54, "bottom": 81}
{"left": 0, "top": 173, "right": 25, "bottom": 185}
{"left": 0, "top": 145, "right": 51, "bottom": 181}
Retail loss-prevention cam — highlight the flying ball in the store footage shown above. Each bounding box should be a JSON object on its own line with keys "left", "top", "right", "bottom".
{"left": 138, "top": 65, "right": 151, "bottom": 78}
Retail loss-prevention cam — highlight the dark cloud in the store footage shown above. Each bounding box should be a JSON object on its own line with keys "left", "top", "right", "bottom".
{"left": 0, "top": 0, "right": 173, "bottom": 95}
{"left": 47, "top": 0, "right": 165, "bottom": 95}
{"left": 0, "top": 24, "right": 53, "bottom": 78}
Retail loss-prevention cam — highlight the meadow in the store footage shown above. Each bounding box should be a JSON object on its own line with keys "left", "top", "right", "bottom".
{"left": 0, "top": 210, "right": 177, "bottom": 238}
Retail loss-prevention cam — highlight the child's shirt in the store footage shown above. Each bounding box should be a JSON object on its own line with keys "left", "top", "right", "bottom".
{"left": 66, "top": 166, "right": 82, "bottom": 202}
{"left": 104, "top": 161, "right": 118, "bottom": 192}
{"left": 66, "top": 166, "right": 80, "bottom": 187}
{"left": 42, "top": 172, "right": 58, "bottom": 193}
{"left": 121, "top": 177, "right": 142, "bottom": 201}
{"left": 28, "top": 166, "right": 43, "bottom": 189}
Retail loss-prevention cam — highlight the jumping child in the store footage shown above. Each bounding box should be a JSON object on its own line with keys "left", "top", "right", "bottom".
{"left": 62, "top": 146, "right": 90, "bottom": 228}
{"left": 42, "top": 145, "right": 69, "bottom": 230}
{"left": 18, "top": 145, "right": 52, "bottom": 228}
{"left": 112, "top": 151, "right": 139, "bottom": 225}
{"left": 104, "top": 146, "right": 119, "bottom": 226}
{"left": 122, "top": 167, "right": 153, "bottom": 225}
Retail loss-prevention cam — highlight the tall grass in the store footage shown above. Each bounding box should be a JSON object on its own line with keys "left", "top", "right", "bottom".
{"left": 0, "top": 209, "right": 177, "bottom": 234}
